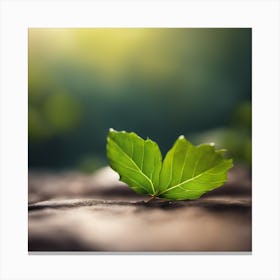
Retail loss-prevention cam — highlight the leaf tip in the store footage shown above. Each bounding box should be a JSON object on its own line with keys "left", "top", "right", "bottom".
{"left": 178, "top": 135, "right": 185, "bottom": 140}
{"left": 109, "top": 128, "right": 116, "bottom": 132}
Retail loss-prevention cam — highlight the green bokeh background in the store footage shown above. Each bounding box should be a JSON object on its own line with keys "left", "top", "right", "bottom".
{"left": 28, "top": 28, "right": 251, "bottom": 172}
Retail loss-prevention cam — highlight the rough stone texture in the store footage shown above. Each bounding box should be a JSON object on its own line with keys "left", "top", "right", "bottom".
{"left": 28, "top": 166, "right": 251, "bottom": 252}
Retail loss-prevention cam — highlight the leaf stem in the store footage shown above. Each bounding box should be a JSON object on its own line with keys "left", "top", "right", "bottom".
{"left": 145, "top": 196, "right": 156, "bottom": 203}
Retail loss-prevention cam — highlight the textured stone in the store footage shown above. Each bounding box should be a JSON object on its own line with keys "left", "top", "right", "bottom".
{"left": 28, "top": 166, "right": 251, "bottom": 252}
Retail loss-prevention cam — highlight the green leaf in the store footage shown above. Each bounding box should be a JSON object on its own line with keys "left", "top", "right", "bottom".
{"left": 106, "top": 129, "right": 233, "bottom": 200}
{"left": 106, "top": 128, "right": 162, "bottom": 195}
{"left": 157, "top": 136, "right": 233, "bottom": 200}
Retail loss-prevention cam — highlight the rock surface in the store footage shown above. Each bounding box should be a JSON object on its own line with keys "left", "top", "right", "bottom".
{"left": 28, "top": 166, "right": 251, "bottom": 252}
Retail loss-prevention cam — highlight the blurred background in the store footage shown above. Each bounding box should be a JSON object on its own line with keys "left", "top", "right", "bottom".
{"left": 28, "top": 28, "right": 251, "bottom": 172}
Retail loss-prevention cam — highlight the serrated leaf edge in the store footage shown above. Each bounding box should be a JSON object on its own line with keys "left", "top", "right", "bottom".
{"left": 107, "top": 129, "right": 233, "bottom": 199}
{"left": 158, "top": 159, "right": 233, "bottom": 196}
{"left": 108, "top": 135, "right": 157, "bottom": 195}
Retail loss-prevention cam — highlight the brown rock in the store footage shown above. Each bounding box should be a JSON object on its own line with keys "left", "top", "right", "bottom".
{"left": 28, "top": 166, "right": 251, "bottom": 252}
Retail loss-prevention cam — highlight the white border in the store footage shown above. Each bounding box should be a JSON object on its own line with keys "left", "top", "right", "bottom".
{"left": 0, "top": 0, "right": 279, "bottom": 280}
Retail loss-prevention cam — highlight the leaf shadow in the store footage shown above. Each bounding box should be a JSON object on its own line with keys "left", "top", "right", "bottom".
{"left": 134, "top": 197, "right": 251, "bottom": 213}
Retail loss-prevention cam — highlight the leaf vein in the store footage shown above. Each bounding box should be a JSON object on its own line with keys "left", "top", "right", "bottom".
{"left": 178, "top": 148, "right": 189, "bottom": 182}
{"left": 159, "top": 163, "right": 226, "bottom": 195}
{"left": 112, "top": 138, "right": 155, "bottom": 194}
